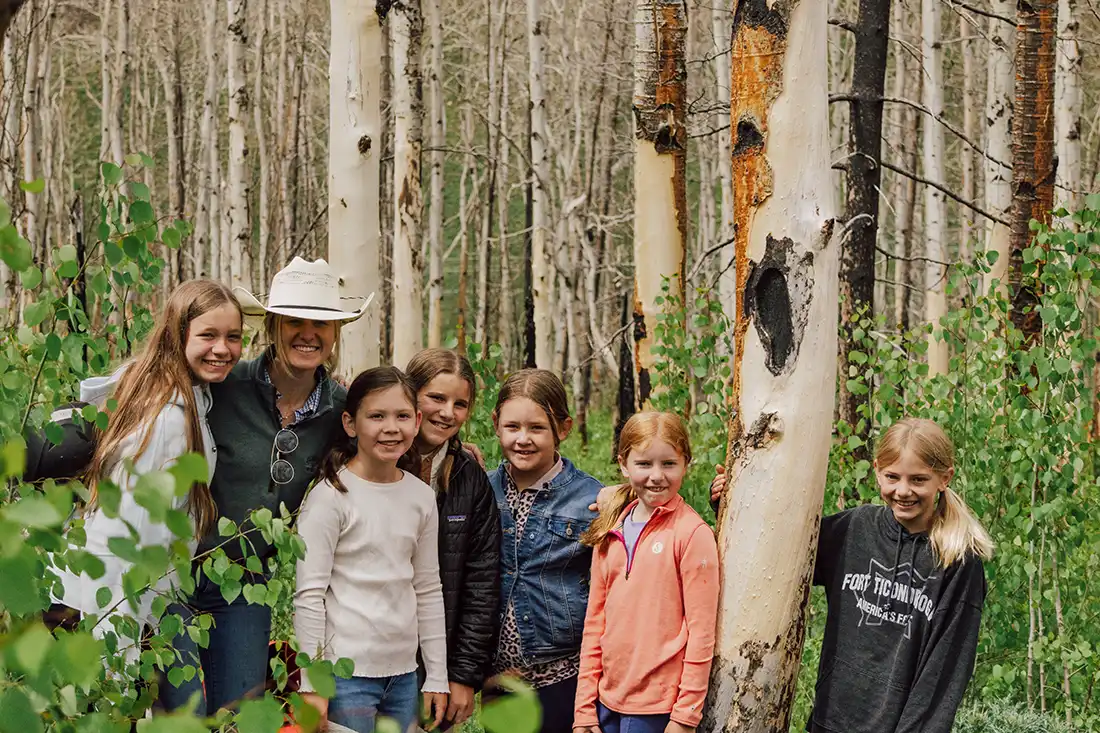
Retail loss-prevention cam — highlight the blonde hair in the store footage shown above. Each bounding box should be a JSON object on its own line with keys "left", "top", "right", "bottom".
{"left": 493, "top": 369, "right": 571, "bottom": 447}
{"left": 406, "top": 348, "right": 477, "bottom": 492}
{"left": 86, "top": 279, "right": 241, "bottom": 539}
{"left": 876, "top": 418, "right": 994, "bottom": 568}
{"left": 263, "top": 313, "right": 342, "bottom": 376}
{"left": 582, "top": 411, "right": 692, "bottom": 548}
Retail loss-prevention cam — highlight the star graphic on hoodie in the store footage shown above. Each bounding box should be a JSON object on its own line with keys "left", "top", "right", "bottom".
{"left": 853, "top": 558, "right": 933, "bottom": 640}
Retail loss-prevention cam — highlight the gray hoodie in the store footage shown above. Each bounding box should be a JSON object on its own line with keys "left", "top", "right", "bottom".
{"left": 809, "top": 504, "right": 986, "bottom": 733}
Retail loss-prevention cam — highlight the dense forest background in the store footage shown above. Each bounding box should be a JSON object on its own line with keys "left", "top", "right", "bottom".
{"left": 0, "top": 0, "right": 1098, "bottom": 730}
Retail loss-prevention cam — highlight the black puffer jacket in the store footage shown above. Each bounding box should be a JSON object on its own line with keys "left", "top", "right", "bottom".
{"left": 434, "top": 440, "right": 502, "bottom": 689}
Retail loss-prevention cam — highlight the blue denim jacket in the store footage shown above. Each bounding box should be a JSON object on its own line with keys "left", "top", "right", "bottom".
{"left": 489, "top": 457, "right": 603, "bottom": 665}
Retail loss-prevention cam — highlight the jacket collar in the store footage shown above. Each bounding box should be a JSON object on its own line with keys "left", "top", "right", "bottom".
{"left": 242, "top": 350, "right": 338, "bottom": 417}
{"left": 615, "top": 492, "right": 685, "bottom": 530}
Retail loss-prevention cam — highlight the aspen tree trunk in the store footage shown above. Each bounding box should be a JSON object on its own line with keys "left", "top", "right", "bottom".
{"left": 151, "top": 6, "right": 186, "bottom": 282}
{"left": 109, "top": 0, "right": 127, "bottom": 166}
{"left": 528, "top": 0, "right": 552, "bottom": 367}
{"left": 455, "top": 95, "right": 475, "bottom": 354}
{"left": 198, "top": 0, "right": 221, "bottom": 279}
{"left": 1010, "top": 0, "right": 1056, "bottom": 345}
{"left": 226, "top": 0, "right": 249, "bottom": 290}
{"left": 0, "top": 33, "right": 14, "bottom": 309}
{"left": 254, "top": 0, "right": 270, "bottom": 289}
{"left": 475, "top": 0, "right": 502, "bottom": 348}
{"left": 19, "top": 0, "right": 38, "bottom": 242}
{"left": 920, "top": 0, "right": 948, "bottom": 375}
{"left": 632, "top": 0, "right": 687, "bottom": 408}
{"left": 983, "top": 2, "right": 1013, "bottom": 295}
{"left": 712, "top": 1, "right": 734, "bottom": 316}
{"left": 497, "top": 66, "right": 514, "bottom": 363}
{"left": 425, "top": 0, "right": 444, "bottom": 348}
{"left": 959, "top": 11, "right": 976, "bottom": 260}
{"left": 839, "top": 0, "right": 890, "bottom": 443}
{"left": 391, "top": 0, "right": 424, "bottom": 367}
{"left": 98, "top": 0, "right": 111, "bottom": 164}
{"left": 701, "top": 1, "right": 837, "bottom": 729}
{"left": 329, "top": 0, "right": 385, "bottom": 375}
{"left": 378, "top": 16, "right": 393, "bottom": 363}
{"left": 1054, "top": 0, "right": 1082, "bottom": 213}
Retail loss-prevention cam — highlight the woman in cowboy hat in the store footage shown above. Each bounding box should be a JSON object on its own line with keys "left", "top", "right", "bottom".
{"left": 159, "top": 257, "right": 373, "bottom": 715}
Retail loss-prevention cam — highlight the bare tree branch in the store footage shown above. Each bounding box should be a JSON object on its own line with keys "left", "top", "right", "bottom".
{"left": 829, "top": 16, "right": 857, "bottom": 33}
{"left": 686, "top": 236, "right": 735, "bottom": 282}
{"left": 942, "top": 0, "right": 1014, "bottom": 26}
{"left": 831, "top": 93, "right": 1011, "bottom": 171}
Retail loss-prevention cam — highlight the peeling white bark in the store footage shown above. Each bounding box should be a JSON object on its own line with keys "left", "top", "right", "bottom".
{"left": 425, "top": 0, "right": 444, "bottom": 348}
{"left": 1055, "top": 0, "right": 1082, "bottom": 213}
{"left": 226, "top": 0, "right": 250, "bottom": 290}
{"left": 702, "top": 1, "right": 837, "bottom": 727}
{"left": 328, "top": 0, "right": 382, "bottom": 376}
{"left": 528, "top": 0, "right": 552, "bottom": 367}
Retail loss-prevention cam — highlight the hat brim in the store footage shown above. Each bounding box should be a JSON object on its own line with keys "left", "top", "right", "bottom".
{"left": 233, "top": 289, "right": 375, "bottom": 323}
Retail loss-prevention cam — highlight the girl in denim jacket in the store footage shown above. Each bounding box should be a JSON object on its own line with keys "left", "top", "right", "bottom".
{"left": 486, "top": 369, "right": 602, "bottom": 733}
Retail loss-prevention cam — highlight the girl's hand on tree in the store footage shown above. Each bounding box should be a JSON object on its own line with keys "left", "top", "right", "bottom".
{"left": 664, "top": 722, "right": 695, "bottom": 733}
{"left": 462, "top": 441, "right": 486, "bottom": 468}
{"left": 445, "top": 682, "right": 475, "bottom": 725}
{"left": 710, "top": 463, "right": 727, "bottom": 504}
{"left": 422, "top": 691, "right": 449, "bottom": 730}
{"left": 299, "top": 692, "right": 329, "bottom": 729}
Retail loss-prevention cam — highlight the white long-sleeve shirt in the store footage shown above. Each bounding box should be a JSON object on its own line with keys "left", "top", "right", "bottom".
{"left": 56, "top": 379, "right": 215, "bottom": 654}
{"left": 294, "top": 467, "right": 449, "bottom": 693}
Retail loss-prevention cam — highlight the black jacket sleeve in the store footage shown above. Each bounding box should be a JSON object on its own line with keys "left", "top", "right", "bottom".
{"left": 894, "top": 556, "right": 986, "bottom": 733}
{"left": 447, "top": 469, "right": 502, "bottom": 688}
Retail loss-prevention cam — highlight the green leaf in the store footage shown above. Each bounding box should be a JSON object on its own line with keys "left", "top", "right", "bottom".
{"left": 235, "top": 697, "right": 285, "bottom": 733}
{"left": 1, "top": 438, "right": 27, "bottom": 479}
{"left": 19, "top": 266, "right": 42, "bottom": 289}
{"left": 22, "top": 299, "right": 51, "bottom": 327}
{"left": 130, "top": 200, "right": 155, "bottom": 225}
{"left": 96, "top": 585, "right": 113, "bottom": 609}
{"left": 101, "top": 162, "right": 123, "bottom": 186}
{"left": 0, "top": 688, "right": 43, "bottom": 733}
{"left": 134, "top": 713, "right": 209, "bottom": 733}
{"left": 480, "top": 676, "right": 541, "bottom": 733}
{"left": 217, "top": 517, "right": 237, "bottom": 537}
{"left": 12, "top": 623, "right": 54, "bottom": 675}
{"left": 0, "top": 225, "right": 33, "bottom": 272}
{"left": 4, "top": 495, "right": 64, "bottom": 529}
{"left": 220, "top": 578, "right": 242, "bottom": 605}
{"left": 0, "top": 551, "right": 39, "bottom": 615}
{"left": 334, "top": 657, "right": 355, "bottom": 678}
{"left": 57, "top": 243, "right": 78, "bottom": 262}
{"left": 162, "top": 226, "right": 181, "bottom": 248}
{"left": 169, "top": 453, "right": 209, "bottom": 492}
{"left": 18, "top": 178, "right": 44, "bottom": 194}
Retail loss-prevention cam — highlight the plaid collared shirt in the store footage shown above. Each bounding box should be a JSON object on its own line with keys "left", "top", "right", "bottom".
{"left": 262, "top": 363, "right": 323, "bottom": 426}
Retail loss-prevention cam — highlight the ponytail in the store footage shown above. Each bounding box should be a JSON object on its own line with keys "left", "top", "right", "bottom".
{"left": 929, "top": 487, "right": 994, "bottom": 568}
{"left": 581, "top": 484, "right": 635, "bottom": 548}
{"left": 318, "top": 435, "right": 357, "bottom": 494}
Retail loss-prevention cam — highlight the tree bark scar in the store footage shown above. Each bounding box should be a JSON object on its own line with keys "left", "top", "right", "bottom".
{"left": 743, "top": 236, "right": 813, "bottom": 376}
{"left": 632, "top": 294, "right": 650, "bottom": 407}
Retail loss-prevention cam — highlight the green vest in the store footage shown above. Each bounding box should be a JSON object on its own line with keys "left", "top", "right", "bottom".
{"left": 199, "top": 352, "right": 346, "bottom": 563}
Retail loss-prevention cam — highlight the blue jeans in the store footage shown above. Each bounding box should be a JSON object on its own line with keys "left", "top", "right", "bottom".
{"left": 329, "top": 672, "right": 420, "bottom": 733}
{"left": 158, "top": 575, "right": 272, "bottom": 715}
{"left": 597, "top": 700, "right": 671, "bottom": 733}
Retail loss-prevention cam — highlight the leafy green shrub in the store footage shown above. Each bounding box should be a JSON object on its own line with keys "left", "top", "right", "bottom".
{"left": 954, "top": 701, "right": 1080, "bottom": 733}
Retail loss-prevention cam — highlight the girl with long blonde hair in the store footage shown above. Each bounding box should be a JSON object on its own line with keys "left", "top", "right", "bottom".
{"left": 710, "top": 417, "right": 992, "bottom": 732}
{"left": 58, "top": 279, "right": 243, "bottom": 656}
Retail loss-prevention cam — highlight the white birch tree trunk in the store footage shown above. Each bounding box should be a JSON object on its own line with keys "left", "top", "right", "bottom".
{"left": 1055, "top": 0, "right": 1082, "bottom": 213}
{"left": 983, "top": 1, "right": 1013, "bottom": 295}
{"left": 109, "top": 0, "right": 127, "bottom": 166}
{"left": 226, "top": 0, "right": 249, "bottom": 290}
{"left": 632, "top": 0, "right": 687, "bottom": 408}
{"left": 920, "top": 0, "right": 947, "bottom": 375}
{"left": 19, "top": 0, "right": 38, "bottom": 243}
{"left": 701, "top": 1, "right": 837, "bottom": 729}
{"left": 391, "top": 0, "right": 424, "bottom": 367}
{"left": 0, "top": 33, "right": 16, "bottom": 308}
{"left": 329, "top": 0, "right": 383, "bottom": 376}
{"left": 199, "top": 0, "right": 221, "bottom": 279}
{"left": 425, "top": 0, "right": 444, "bottom": 347}
{"left": 528, "top": 0, "right": 552, "bottom": 367}
{"left": 254, "top": 0, "right": 270, "bottom": 289}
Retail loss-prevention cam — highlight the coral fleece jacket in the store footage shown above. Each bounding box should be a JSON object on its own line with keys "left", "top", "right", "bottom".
{"left": 573, "top": 493, "right": 720, "bottom": 728}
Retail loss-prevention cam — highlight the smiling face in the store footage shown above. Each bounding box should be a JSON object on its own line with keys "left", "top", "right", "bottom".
{"left": 184, "top": 303, "right": 243, "bottom": 383}
{"left": 343, "top": 384, "right": 422, "bottom": 477}
{"left": 876, "top": 447, "right": 953, "bottom": 533}
{"left": 416, "top": 372, "right": 473, "bottom": 452}
{"left": 494, "top": 396, "right": 570, "bottom": 485}
{"left": 277, "top": 316, "right": 337, "bottom": 374}
{"left": 620, "top": 438, "right": 687, "bottom": 513}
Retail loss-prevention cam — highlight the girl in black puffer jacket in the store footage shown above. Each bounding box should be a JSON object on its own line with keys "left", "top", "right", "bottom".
{"left": 406, "top": 348, "right": 502, "bottom": 728}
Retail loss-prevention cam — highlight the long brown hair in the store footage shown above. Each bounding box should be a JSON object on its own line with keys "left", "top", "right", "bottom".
{"left": 582, "top": 411, "right": 692, "bottom": 547}
{"left": 318, "top": 366, "right": 419, "bottom": 493}
{"left": 86, "top": 279, "right": 241, "bottom": 539}
{"left": 492, "top": 369, "right": 571, "bottom": 446}
{"left": 405, "top": 348, "right": 477, "bottom": 492}
{"left": 875, "top": 418, "right": 993, "bottom": 567}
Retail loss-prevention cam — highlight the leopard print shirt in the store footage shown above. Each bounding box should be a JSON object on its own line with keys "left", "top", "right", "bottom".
{"left": 493, "top": 462, "right": 580, "bottom": 689}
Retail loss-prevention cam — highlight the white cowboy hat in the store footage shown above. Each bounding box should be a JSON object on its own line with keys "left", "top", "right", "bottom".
{"left": 233, "top": 257, "right": 374, "bottom": 322}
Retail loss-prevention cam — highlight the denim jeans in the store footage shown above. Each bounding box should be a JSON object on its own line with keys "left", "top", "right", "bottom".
{"left": 596, "top": 700, "right": 672, "bottom": 733}
{"left": 329, "top": 672, "right": 420, "bottom": 733}
{"left": 157, "top": 575, "right": 272, "bottom": 715}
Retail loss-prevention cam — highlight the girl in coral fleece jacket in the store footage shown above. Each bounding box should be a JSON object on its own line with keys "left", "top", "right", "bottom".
{"left": 573, "top": 412, "right": 720, "bottom": 733}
